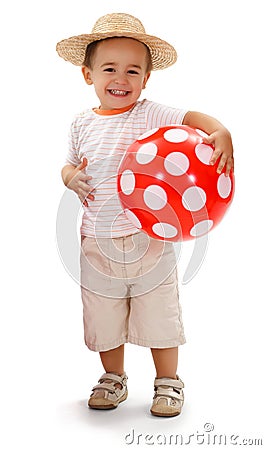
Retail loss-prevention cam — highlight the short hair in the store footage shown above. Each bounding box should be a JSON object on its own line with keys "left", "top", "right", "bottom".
{"left": 83, "top": 37, "right": 152, "bottom": 73}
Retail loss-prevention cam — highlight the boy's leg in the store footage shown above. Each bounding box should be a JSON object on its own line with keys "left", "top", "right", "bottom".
{"left": 88, "top": 344, "right": 127, "bottom": 409}
{"left": 151, "top": 347, "right": 178, "bottom": 379}
{"left": 100, "top": 344, "right": 125, "bottom": 376}
{"left": 150, "top": 347, "right": 184, "bottom": 417}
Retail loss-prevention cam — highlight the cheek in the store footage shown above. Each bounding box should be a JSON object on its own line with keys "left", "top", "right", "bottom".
{"left": 94, "top": 79, "right": 106, "bottom": 91}
{"left": 134, "top": 79, "right": 146, "bottom": 91}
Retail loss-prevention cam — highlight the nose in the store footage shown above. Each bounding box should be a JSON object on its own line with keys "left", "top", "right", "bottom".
{"left": 114, "top": 72, "right": 127, "bottom": 85}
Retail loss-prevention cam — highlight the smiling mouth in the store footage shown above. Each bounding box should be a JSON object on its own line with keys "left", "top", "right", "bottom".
{"left": 108, "top": 89, "right": 129, "bottom": 96}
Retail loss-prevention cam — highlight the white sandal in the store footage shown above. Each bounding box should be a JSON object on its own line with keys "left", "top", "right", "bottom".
{"left": 150, "top": 376, "right": 184, "bottom": 417}
{"left": 88, "top": 372, "right": 128, "bottom": 410}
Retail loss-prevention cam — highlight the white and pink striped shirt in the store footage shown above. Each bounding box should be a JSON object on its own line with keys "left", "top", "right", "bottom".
{"left": 66, "top": 99, "right": 187, "bottom": 238}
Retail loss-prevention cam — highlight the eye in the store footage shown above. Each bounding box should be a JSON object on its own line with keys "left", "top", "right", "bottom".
{"left": 128, "top": 70, "right": 139, "bottom": 75}
{"left": 104, "top": 67, "right": 115, "bottom": 72}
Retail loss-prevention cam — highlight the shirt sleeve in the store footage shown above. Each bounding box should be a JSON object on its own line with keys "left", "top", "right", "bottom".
{"left": 64, "top": 119, "right": 82, "bottom": 166}
{"left": 145, "top": 101, "right": 188, "bottom": 130}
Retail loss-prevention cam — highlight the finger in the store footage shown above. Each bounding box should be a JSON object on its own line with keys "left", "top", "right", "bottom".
{"left": 231, "top": 157, "right": 234, "bottom": 173}
{"left": 77, "top": 175, "right": 93, "bottom": 187}
{"left": 79, "top": 182, "right": 95, "bottom": 194}
{"left": 77, "top": 157, "right": 88, "bottom": 171}
{"left": 225, "top": 157, "right": 234, "bottom": 176}
{"left": 209, "top": 149, "right": 222, "bottom": 166}
{"left": 78, "top": 193, "right": 87, "bottom": 205}
{"left": 79, "top": 173, "right": 92, "bottom": 182}
{"left": 79, "top": 188, "right": 91, "bottom": 201}
{"left": 80, "top": 193, "right": 94, "bottom": 204}
{"left": 80, "top": 185, "right": 95, "bottom": 202}
{"left": 216, "top": 154, "right": 228, "bottom": 174}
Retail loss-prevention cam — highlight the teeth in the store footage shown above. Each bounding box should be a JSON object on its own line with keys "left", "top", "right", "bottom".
{"left": 110, "top": 89, "right": 127, "bottom": 95}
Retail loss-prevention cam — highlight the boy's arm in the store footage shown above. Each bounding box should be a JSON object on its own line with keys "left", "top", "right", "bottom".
{"left": 183, "top": 111, "right": 234, "bottom": 176}
{"left": 61, "top": 158, "right": 94, "bottom": 207}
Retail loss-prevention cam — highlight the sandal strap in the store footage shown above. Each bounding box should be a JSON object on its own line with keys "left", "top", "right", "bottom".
{"left": 98, "top": 372, "right": 128, "bottom": 386}
{"left": 92, "top": 382, "right": 117, "bottom": 393}
{"left": 91, "top": 372, "right": 128, "bottom": 392}
{"left": 154, "top": 377, "right": 184, "bottom": 390}
{"left": 155, "top": 386, "right": 183, "bottom": 401}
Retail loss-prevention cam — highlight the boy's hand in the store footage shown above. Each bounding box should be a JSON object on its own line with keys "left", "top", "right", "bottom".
{"left": 66, "top": 157, "right": 95, "bottom": 207}
{"left": 203, "top": 129, "right": 234, "bottom": 176}
{"left": 182, "top": 111, "right": 234, "bottom": 176}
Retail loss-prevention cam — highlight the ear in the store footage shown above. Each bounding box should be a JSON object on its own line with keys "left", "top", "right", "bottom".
{"left": 81, "top": 66, "right": 93, "bottom": 85}
{"left": 142, "top": 72, "right": 151, "bottom": 89}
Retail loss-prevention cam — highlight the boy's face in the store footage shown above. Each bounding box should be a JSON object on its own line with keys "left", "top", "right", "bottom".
{"left": 82, "top": 38, "right": 151, "bottom": 110}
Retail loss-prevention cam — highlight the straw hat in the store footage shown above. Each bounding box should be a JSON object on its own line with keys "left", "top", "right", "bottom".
{"left": 56, "top": 13, "right": 177, "bottom": 70}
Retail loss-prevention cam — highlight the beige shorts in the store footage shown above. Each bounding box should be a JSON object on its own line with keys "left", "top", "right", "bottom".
{"left": 80, "top": 232, "right": 186, "bottom": 352}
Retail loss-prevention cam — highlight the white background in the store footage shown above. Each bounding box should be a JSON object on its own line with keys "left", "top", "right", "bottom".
{"left": 1, "top": 0, "right": 265, "bottom": 448}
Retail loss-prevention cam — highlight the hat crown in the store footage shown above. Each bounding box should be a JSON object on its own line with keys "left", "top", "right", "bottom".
{"left": 92, "top": 13, "right": 146, "bottom": 35}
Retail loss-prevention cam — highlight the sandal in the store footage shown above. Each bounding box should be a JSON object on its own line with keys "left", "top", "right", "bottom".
{"left": 150, "top": 376, "right": 184, "bottom": 417}
{"left": 88, "top": 372, "right": 128, "bottom": 410}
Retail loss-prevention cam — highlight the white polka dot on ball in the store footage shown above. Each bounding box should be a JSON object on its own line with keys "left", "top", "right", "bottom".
{"left": 195, "top": 143, "right": 213, "bottom": 165}
{"left": 152, "top": 222, "right": 178, "bottom": 239}
{"left": 136, "top": 143, "right": 158, "bottom": 165}
{"left": 138, "top": 128, "right": 159, "bottom": 140}
{"left": 164, "top": 152, "right": 190, "bottom": 176}
{"left": 124, "top": 209, "right": 142, "bottom": 228}
{"left": 182, "top": 186, "right": 207, "bottom": 212}
{"left": 143, "top": 185, "right": 167, "bottom": 210}
{"left": 163, "top": 128, "right": 189, "bottom": 143}
{"left": 217, "top": 174, "right": 232, "bottom": 198}
{"left": 120, "top": 169, "right": 135, "bottom": 195}
{"left": 190, "top": 220, "right": 213, "bottom": 237}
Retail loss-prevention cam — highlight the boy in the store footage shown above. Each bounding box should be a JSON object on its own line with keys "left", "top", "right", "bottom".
{"left": 56, "top": 12, "right": 234, "bottom": 417}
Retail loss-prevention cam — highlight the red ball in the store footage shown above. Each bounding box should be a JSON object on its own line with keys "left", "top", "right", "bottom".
{"left": 117, "top": 125, "right": 234, "bottom": 241}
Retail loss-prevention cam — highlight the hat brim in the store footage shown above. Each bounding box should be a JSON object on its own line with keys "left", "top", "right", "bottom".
{"left": 56, "top": 32, "right": 177, "bottom": 70}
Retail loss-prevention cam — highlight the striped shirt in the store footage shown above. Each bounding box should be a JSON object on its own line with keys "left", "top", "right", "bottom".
{"left": 66, "top": 99, "right": 187, "bottom": 238}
